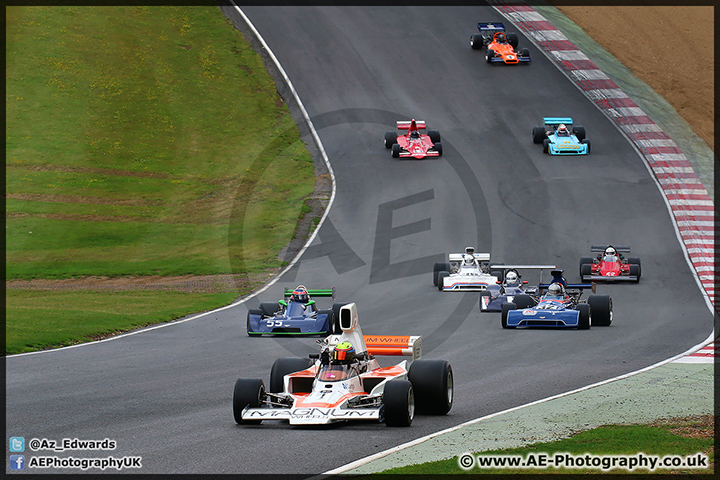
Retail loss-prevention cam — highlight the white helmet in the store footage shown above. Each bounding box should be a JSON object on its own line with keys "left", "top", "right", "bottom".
{"left": 548, "top": 283, "right": 562, "bottom": 295}
{"left": 605, "top": 246, "right": 616, "bottom": 256}
{"left": 463, "top": 254, "right": 475, "bottom": 265}
{"left": 505, "top": 271, "right": 519, "bottom": 284}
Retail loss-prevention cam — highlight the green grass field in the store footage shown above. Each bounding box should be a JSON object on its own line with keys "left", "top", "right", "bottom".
{"left": 6, "top": 6, "right": 317, "bottom": 354}
{"left": 380, "top": 420, "right": 714, "bottom": 475}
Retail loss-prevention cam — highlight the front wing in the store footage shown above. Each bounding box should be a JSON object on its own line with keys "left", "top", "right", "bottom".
{"left": 442, "top": 275, "right": 494, "bottom": 291}
{"left": 506, "top": 308, "right": 580, "bottom": 327}
{"left": 247, "top": 312, "right": 332, "bottom": 335}
{"left": 241, "top": 405, "right": 382, "bottom": 425}
{"left": 582, "top": 273, "right": 638, "bottom": 282}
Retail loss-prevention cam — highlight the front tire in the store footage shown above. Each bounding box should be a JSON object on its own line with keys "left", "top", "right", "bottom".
{"left": 408, "top": 360, "right": 453, "bottom": 415}
{"left": 233, "top": 378, "right": 265, "bottom": 424}
{"left": 383, "top": 380, "right": 414, "bottom": 427}
{"left": 391, "top": 143, "right": 400, "bottom": 158}
{"left": 501, "top": 302, "right": 517, "bottom": 328}
{"left": 437, "top": 272, "right": 449, "bottom": 291}
{"left": 628, "top": 258, "right": 641, "bottom": 280}
{"left": 485, "top": 48, "right": 495, "bottom": 63}
{"left": 576, "top": 303, "right": 590, "bottom": 329}
{"left": 513, "top": 294, "right": 536, "bottom": 309}
{"left": 433, "top": 141, "right": 443, "bottom": 156}
{"left": 582, "top": 139, "right": 591, "bottom": 154}
{"left": 259, "top": 302, "right": 280, "bottom": 317}
{"left": 433, "top": 262, "right": 450, "bottom": 286}
{"left": 543, "top": 138, "right": 550, "bottom": 154}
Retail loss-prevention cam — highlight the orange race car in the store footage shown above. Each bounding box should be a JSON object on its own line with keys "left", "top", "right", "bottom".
{"left": 470, "top": 22, "right": 531, "bottom": 65}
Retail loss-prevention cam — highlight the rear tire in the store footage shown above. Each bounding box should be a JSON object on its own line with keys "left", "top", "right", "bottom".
{"left": 259, "top": 302, "right": 280, "bottom": 317}
{"left": 384, "top": 131, "right": 396, "bottom": 148}
{"left": 391, "top": 143, "right": 400, "bottom": 158}
{"left": 270, "top": 357, "right": 314, "bottom": 393}
{"left": 470, "top": 34, "right": 483, "bottom": 50}
{"left": 428, "top": 130, "right": 441, "bottom": 143}
{"left": 408, "top": 360, "right": 453, "bottom": 415}
{"left": 383, "top": 380, "right": 414, "bottom": 427}
{"left": 233, "top": 378, "right": 265, "bottom": 424}
{"left": 576, "top": 303, "right": 590, "bottom": 329}
{"left": 573, "top": 126, "right": 586, "bottom": 141}
{"left": 507, "top": 32, "right": 519, "bottom": 49}
{"left": 587, "top": 295, "right": 612, "bottom": 326}
{"left": 513, "top": 294, "right": 536, "bottom": 309}
{"left": 501, "top": 302, "right": 516, "bottom": 328}
{"left": 532, "top": 126, "right": 546, "bottom": 144}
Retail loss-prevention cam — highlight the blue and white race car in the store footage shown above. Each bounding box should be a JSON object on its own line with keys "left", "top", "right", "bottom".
{"left": 479, "top": 264, "right": 556, "bottom": 312}
{"left": 532, "top": 117, "right": 590, "bottom": 155}
{"left": 501, "top": 270, "right": 612, "bottom": 329}
{"left": 246, "top": 285, "right": 342, "bottom": 336}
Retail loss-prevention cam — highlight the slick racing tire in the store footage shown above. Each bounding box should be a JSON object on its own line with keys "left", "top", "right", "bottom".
{"left": 408, "top": 359, "right": 454, "bottom": 415}
{"left": 384, "top": 131, "right": 396, "bottom": 148}
{"left": 391, "top": 143, "right": 400, "bottom": 158}
{"left": 433, "top": 141, "right": 443, "bottom": 156}
{"left": 579, "top": 257, "right": 593, "bottom": 275}
{"left": 486, "top": 48, "right": 494, "bottom": 63}
{"left": 428, "top": 130, "right": 441, "bottom": 143}
{"left": 233, "top": 378, "right": 265, "bottom": 424}
{"left": 573, "top": 126, "right": 586, "bottom": 142}
{"left": 433, "top": 262, "right": 451, "bottom": 286}
{"left": 628, "top": 264, "right": 640, "bottom": 282}
{"left": 513, "top": 294, "right": 536, "bottom": 309}
{"left": 331, "top": 302, "right": 349, "bottom": 333}
{"left": 507, "top": 32, "right": 519, "bottom": 49}
{"left": 542, "top": 138, "right": 550, "bottom": 154}
{"left": 582, "top": 139, "right": 591, "bottom": 153}
{"left": 628, "top": 257, "right": 641, "bottom": 280}
{"left": 246, "top": 309, "right": 262, "bottom": 336}
{"left": 383, "top": 380, "right": 414, "bottom": 427}
{"left": 270, "top": 357, "right": 314, "bottom": 393}
{"left": 470, "top": 34, "right": 483, "bottom": 50}
{"left": 501, "top": 302, "right": 516, "bottom": 329}
{"left": 576, "top": 303, "right": 590, "bottom": 329}
{"left": 587, "top": 295, "right": 612, "bottom": 326}
{"left": 259, "top": 302, "right": 280, "bottom": 317}
{"left": 437, "top": 272, "right": 449, "bottom": 291}
{"left": 532, "top": 126, "right": 546, "bottom": 144}
{"left": 520, "top": 48, "right": 530, "bottom": 60}
{"left": 580, "top": 263, "right": 592, "bottom": 279}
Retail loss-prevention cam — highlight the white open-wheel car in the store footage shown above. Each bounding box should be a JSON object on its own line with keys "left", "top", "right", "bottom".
{"left": 233, "top": 303, "right": 454, "bottom": 427}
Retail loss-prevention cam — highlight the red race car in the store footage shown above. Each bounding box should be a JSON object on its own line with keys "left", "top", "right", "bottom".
{"left": 579, "top": 245, "right": 641, "bottom": 283}
{"left": 470, "top": 23, "right": 530, "bottom": 65}
{"left": 384, "top": 119, "right": 442, "bottom": 159}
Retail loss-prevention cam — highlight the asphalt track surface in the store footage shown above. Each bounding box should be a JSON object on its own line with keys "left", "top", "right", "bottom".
{"left": 5, "top": 5, "right": 714, "bottom": 476}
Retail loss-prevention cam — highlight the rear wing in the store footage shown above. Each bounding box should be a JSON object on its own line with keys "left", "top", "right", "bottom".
{"left": 284, "top": 287, "right": 335, "bottom": 299}
{"left": 397, "top": 120, "right": 426, "bottom": 130}
{"left": 543, "top": 117, "right": 574, "bottom": 126}
{"left": 590, "top": 245, "right": 631, "bottom": 254}
{"left": 538, "top": 269, "right": 595, "bottom": 291}
{"left": 449, "top": 253, "right": 491, "bottom": 262}
{"left": 364, "top": 335, "right": 422, "bottom": 360}
{"left": 477, "top": 22, "right": 505, "bottom": 32}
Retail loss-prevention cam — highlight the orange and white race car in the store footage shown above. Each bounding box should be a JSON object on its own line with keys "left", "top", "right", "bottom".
{"left": 232, "top": 303, "right": 454, "bottom": 427}
{"left": 470, "top": 22, "right": 530, "bottom": 64}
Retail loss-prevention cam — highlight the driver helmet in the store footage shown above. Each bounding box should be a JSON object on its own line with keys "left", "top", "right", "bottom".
{"left": 557, "top": 124, "right": 568, "bottom": 135}
{"left": 496, "top": 33, "right": 506, "bottom": 43}
{"left": 463, "top": 254, "right": 475, "bottom": 265}
{"left": 604, "top": 246, "right": 616, "bottom": 256}
{"left": 548, "top": 282, "right": 563, "bottom": 296}
{"left": 291, "top": 285, "right": 309, "bottom": 303}
{"left": 332, "top": 342, "right": 355, "bottom": 363}
{"left": 505, "top": 270, "right": 519, "bottom": 284}
{"left": 410, "top": 130, "right": 420, "bottom": 138}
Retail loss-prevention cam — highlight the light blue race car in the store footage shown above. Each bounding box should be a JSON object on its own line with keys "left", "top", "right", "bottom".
{"left": 532, "top": 117, "right": 590, "bottom": 155}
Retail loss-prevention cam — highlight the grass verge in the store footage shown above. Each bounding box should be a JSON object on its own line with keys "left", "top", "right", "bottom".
{"left": 378, "top": 417, "right": 714, "bottom": 475}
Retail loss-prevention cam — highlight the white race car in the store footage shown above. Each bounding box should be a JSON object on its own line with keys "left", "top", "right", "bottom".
{"left": 232, "top": 303, "right": 454, "bottom": 427}
{"left": 433, "top": 246, "right": 501, "bottom": 291}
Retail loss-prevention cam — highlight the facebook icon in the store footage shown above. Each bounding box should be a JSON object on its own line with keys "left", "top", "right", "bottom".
{"left": 10, "top": 455, "right": 25, "bottom": 470}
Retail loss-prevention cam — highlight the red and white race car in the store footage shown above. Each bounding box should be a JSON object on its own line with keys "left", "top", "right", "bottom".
{"left": 232, "top": 303, "right": 454, "bottom": 427}
{"left": 384, "top": 119, "right": 442, "bottom": 159}
{"left": 579, "top": 245, "right": 641, "bottom": 283}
